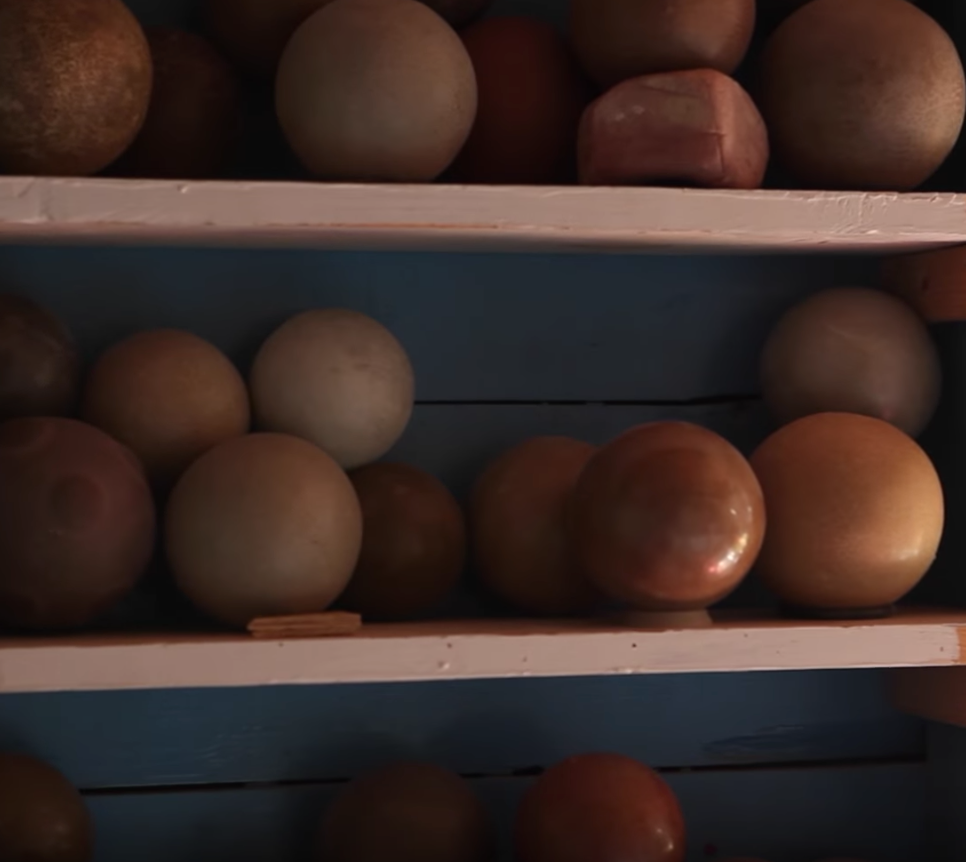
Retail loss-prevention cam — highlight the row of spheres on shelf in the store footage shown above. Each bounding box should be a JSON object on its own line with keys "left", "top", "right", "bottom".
{"left": 0, "top": 272, "right": 946, "bottom": 633}
{"left": 0, "top": 0, "right": 961, "bottom": 192}
{"left": 0, "top": 748, "right": 872, "bottom": 861}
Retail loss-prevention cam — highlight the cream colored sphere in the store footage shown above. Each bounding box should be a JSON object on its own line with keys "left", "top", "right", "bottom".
{"left": 275, "top": 0, "right": 477, "bottom": 181}
{"left": 250, "top": 309, "right": 415, "bottom": 469}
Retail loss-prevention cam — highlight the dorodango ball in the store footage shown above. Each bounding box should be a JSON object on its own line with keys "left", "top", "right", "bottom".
{"left": 165, "top": 433, "right": 362, "bottom": 628}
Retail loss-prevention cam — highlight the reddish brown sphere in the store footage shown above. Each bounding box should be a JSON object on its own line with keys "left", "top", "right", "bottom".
{"left": 472, "top": 437, "right": 597, "bottom": 616}
{"left": 0, "top": 295, "right": 79, "bottom": 421}
{"left": 570, "top": 0, "right": 756, "bottom": 89}
{"left": 751, "top": 413, "right": 943, "bottom": 615}
{"left": 112, "top": 28, "right": 242, "bottom": 179}
{"left": 572, "top": 422, "right": 764, "bottom": 612}
{"left": 0, "top": 417, "right": 155, "bottom": 630}
{"left": 0, "top": 752, "right": 92, "bottom": 862}
{"left": 317, "top": 761, "right": 492, "bottom": 862}
{"left": 341, "top": 463, "right": 466, "bottom": 621}
{"left": 452, "top": 17, "right": 589, "bottom": 184}
{"left": 515, "top": 753, "right": 685, "bottom": 862}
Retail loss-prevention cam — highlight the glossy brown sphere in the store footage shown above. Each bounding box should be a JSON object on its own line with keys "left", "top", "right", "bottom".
{"left": 759, "top": 0, "right": 965, "bottom": 190}
{"left": 572, "top": 422, "right": 764, "bottom": 612}
{"left": 82, "top": 329, "right": 250, "bottom": 489}
{"left": 472, "top": 437, "right": 597, "bottom": 616}
{"left": 317, "top": 761, "right": 492, "bottom": 862}
{"left": 166, "top": 433, "right": 362, "bottom": 628}
{"left": 276, "top": 0, "right": 477, "bottom": 182}
{"left": 112, "top": 28, "right": 242, "bottom": 180}
{"left": 570, "top": 0, "right": 755, "bottom": 88}
{"left": 0, "top": 0, "right": 151, "bottom": 176}
{"left": 515, "top": 753, "right": 685, "bottom": 862}
{"left": 751, "top": 413, "right": 943, "bottom": 614}
{"left": 452, "top": 17, "right": 589, "bottom": 184}
{"left": 341, "top": 463, "right": 466, "bottom": 621}
{"left": 0, "top": 417, "right": 155, "bottom": 630}
{"left": 0, "top": 753, "right": 92, "bottom": 862}
{"left": 0, "top": 295, "right": 78, "bottom": 421}
{"left": 250, "top": 309, "right": 414, "bottom": 469}
{"left": 761, "top": 287, "right": 941, "bottom": 437}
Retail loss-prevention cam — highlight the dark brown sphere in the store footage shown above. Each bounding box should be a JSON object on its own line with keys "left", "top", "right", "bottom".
{"left": 420, "top": 0, "right": 491, "bottom": 27}
{"left": 515, "top": 753, "right": 685, "bottom": 862}
{"left": 761, "top": 287, "right": 941, "bottom": 437}
{"left": 166, "top": 433, "right": 362, "bottom": 628}
{"left": 0, "top": 0, "right": 151, "bottom": 176}
{"left": 81, "top": 329, "right": 250, "bottom": 489}
{"left": 340, "top": 463, "right": 466, "bottom": 621}
{"left": 452, "top": 17, "right": 589, "bottom": 185}
{"left": 0, "top": 417, "right": 155, "bottom": 630}
{"left": 570, "top": 0, "right": 756, "bottom": 88}
{"left": 0, "top": 295, "right": 78, "bottom": 421}
{"left": 111, "top": 28, "right": 242, "bottom": 180}
{"left": 471, "top": 437, "right": 597, "bottom": 616}
{"left": 572, "top": 422, "right": 764, "bottom": 612}
{"left": 0, "top": 753, "right": 92, "bottom": 862}
{"left": 750, "top": 413, "right": 943, "bottom": 614}
{"left": 316, "top": 761, "right": 492, "bottom": 862}
{"left": 759, "top": 0, "right": 965, "bottom": 190}
{"left": 204, "top": 0, "right": 331, "bottom": 78}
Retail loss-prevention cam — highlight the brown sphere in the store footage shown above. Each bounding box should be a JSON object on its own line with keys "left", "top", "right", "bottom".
{"left": 0, "top": 417, "right": 155, "bottom": 630}
{"left": 166, "top": 433, "right": 362, "bottom": 628}
{"left": 0, "top": 753, "right": 92, "bottom": 862}
{"left": 751, "top": 413, "right": 943, "bottom": 615}
{"left": 761, "top": 287, "right": 941, "bottom": 437}
{"left": 205, "top": 0, "right": 331, "bottom": 78}
{"left": 420, "top": 0, "right": 491, "bottom": 27}
{"left": 276, "top": 0, "right": 478, "bottom": 181}
{"left": 515, "top": 753, "right": 684, "bottom": 862}
{"left": 341, "top": 463, "right": 466, "bottom": 621}
{"left": 471, "top": 437, "right": 597, "bottom": 616}
{"left": 759, "top": 0, "right": 965, "bottom": 190}
{"left": 250, "top": 309, "right": 415, "bottom": 470}
{"left": 569, "top": 0, "right": 756, "bottom": 89}
{"left": 0, "top": 295, "right": 78, "bottom": 421}
{"left": 111, "top": 28, "right": 242, "bottom": 180}
{"left": 451, "top": 17, "right": 589, "bottom": 184}
{"left": 572, "top": 422, "right": 765, "bottom": 612}
{"left": 0, "top": 0, "right": 151, "bottom": 176}
{"left": 82, "top": 329, "right": 250, "bottom": 489}
{"left": 317, "top": 761, "right": 492, "bottom": 862}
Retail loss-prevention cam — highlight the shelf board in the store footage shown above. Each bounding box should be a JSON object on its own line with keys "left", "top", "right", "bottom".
{"left": 1, "top": 177, "right": 965, "bottom": 252}
{"left": 0, "top": 608, "right": 964, "bottom": 693}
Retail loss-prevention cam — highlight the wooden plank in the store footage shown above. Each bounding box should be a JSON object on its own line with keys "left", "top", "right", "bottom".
{"left": 0, "top": 671, "right": 919, "bottom": 788}
{"left": 85, "top": 764, "right": 925, "bottom": 862}
{"left": 0, "top": 610, "right": 961, "bottom": 694}
{"left": 0, "top": 179, "right": 964, "bottom": 253}
{"left": 0, "top": 244, "right": 872, "bottom": 400}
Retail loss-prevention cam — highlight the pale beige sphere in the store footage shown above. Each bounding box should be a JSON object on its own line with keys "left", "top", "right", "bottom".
{"left": 250, "top": 309, "right": 415, "bottom": 469}
{"left": 275, "top": 0, "right": 477, "bottom": 181}
{"left": 165, "top": 433, "right": 362, "bottom": 627}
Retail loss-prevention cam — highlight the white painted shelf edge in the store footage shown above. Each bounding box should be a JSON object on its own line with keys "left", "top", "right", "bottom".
{"left": 0, "top": 177, "right": 964, "bottom": 251}
{"left": 1, "top": 610, "right": 963, "bottom": 693}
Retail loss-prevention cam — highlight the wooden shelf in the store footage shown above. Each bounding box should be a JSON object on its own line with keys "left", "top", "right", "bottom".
{"left": 1, "top": 608, "right": 964, "bottom": 693}
{"left": 1, "top": 177, "right": 965, "bottom": 252}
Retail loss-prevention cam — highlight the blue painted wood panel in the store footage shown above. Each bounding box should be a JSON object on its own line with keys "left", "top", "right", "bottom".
{"left": 86, "top": 764, "right": 925, "bottom": 862}
{"left": 924, "top": 723, "right": 966, "bottom": 861}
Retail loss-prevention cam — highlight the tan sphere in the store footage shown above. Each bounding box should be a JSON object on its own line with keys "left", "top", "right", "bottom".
{"left": 250, "top": 309, "right": 415, "bottom": 469}
{"left": 751, "top": 413, "right": 944, "bottom": 615}
{"left": 761, "top": 287, "right": 941, "bottom": 437}
{"left": 165, "top": 433, "right": 362, "bottom": 627}
{"left": 0, "top": 0, "right": 152, "bottom": 176}
{"left": 82, "top": 330, "right": 250, "bottom": 488}
{"left": 276, "top": 0, "right": 477, "bottom": 181}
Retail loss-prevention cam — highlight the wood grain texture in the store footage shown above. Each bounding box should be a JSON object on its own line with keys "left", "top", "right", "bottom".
{"left": 84, "top": 765, "right": 924, "bottom": 862}
{"left": 0, "top": 671, "right": 919, "bottom": 788}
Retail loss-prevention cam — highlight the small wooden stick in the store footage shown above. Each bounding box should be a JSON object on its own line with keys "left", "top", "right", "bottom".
{"left": 247, "top": 611, "right": 363, "bottom": 639}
